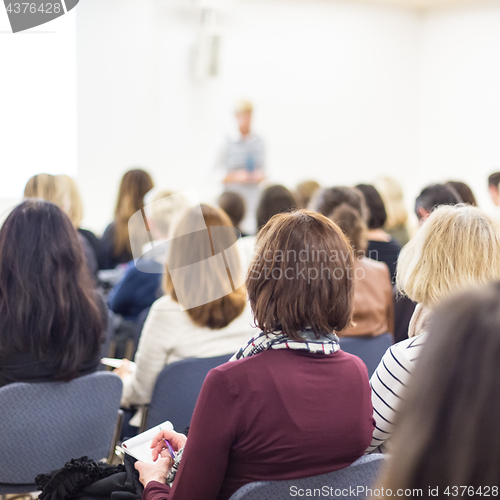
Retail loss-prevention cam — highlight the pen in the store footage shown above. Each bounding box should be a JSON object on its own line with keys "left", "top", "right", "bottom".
{"left": 164, "top": 438, "right": 177, "bottom": 460}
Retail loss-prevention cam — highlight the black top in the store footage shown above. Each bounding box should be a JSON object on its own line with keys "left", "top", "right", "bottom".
{"left": 108, "top": 259, "right": 163, "bottom": 320}
{"left": 0, "top": 292, "right": 108, "bottom": 388}
{"left": 78, "top": 228, "right": 102, "bottom": 270}
{"left": 366, "top": 238, "right": 401, "bottom": 284}
{"left": 100, "top": 222, "right": 133, "bottom": 270}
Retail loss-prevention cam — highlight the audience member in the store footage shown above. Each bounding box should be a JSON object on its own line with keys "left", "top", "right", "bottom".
{"left": 24, "top": 173, "right": 98, "bottom": 279}
{"left": 295, "top": 180, "right": 320, "bottom": 208}
{"left": 414, "top": 183, "right": 461, "bottom": 224}
{"left": 355, "top": 184, "right": 401, "bottom": 283}
{"left": 310, "top": 185, "right": 367, "bottom": 219}
{"left": 115, "top": 205, "right": 256, "bottom": 410}
{"left": 218, "top": 190, "right": 247, "bottom": 236}
{"left": 108, "top": 190, "right": 182, "bottom": 321}
{"left": 255, "top": 184, "right": 297, "bottom": 232}
{"left": 215, "top": 100, "right": 266, "bottom": 235}
{"left": 368, "top": 204, "right": 500, "bottom": 453}
{"left": 488, "top": 171, "right": 500, "bottom": 219}
{"left": 446, "top": 180, "right": 477, "bottom": 206}
{"left": 377, "top": 282, "right": 500, "bottom": 491}
{"left": 0, "top": 200, "right": 106, "bottom": 387}
{"left": 101, "top": 168, "right": 154, "bottom": 269}
{"left": 374, "top": 176, "right": 409, "bottom": 246}
{"left": 134, "top": 210, "right": 374, "bottom": 499}
{"left": 57, "top": 174, "right": 102, "bottom": 268}
{"left": 327, "top": 190, "right": 394, "bottom": 337}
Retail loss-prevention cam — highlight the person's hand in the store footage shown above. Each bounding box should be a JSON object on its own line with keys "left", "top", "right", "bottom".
{"left": 113, "top": 359, "right": 132, "bottom": 380}
{"left": 135, "top": 457, "right": 172, "bottom": 487}
{"left": 150, "top": 429, "right": 188, "bottom": 461}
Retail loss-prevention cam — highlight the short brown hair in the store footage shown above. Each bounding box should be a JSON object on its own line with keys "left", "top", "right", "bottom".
{"left": 219, "top": 191, "right": 246, "bottom": 229}
{"left": 256, "top": 185, "right": 297, "bottom": 232}
{"left": 446, "top": 180, "right": 477, "bottom": 206}
{"left": 247, "top": 210, "right": 354, "bottom": 340}
{"left": 488, "top": 171, "right": 500, "bottom": 188}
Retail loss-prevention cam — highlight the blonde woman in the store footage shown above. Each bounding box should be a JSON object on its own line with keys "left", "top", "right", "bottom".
{"left": 24, "top": 173, "right": 63, "bottom": 204}
{"left": 367, "top": 204, "right": 500, "bottom": 453}
{"left": 24, "top": 173, "right": 98, "bottom": 279}
{"left": 101, "top": 169, "right": 154, "bottom": 269}
{"left": 374, "top": 176, "right": 410, "bottom": 246}
{"left": 56, "top": 174, "right": 101, "bottom": 269}
{"left": 116, "top": 204, "right": 256, "bottom": 410}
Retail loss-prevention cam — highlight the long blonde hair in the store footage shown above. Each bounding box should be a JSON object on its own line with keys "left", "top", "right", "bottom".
{"left": 375, "top": 176, "right": 408, "bottom": 230}
{"left": 113, "top": 169, "right": 154, "bottom": 258}
{"left": 56, "top": 175, "right": 84, "bottom": 228}
{"left": 397, "top": 204, "right": 500, "bottom": 307}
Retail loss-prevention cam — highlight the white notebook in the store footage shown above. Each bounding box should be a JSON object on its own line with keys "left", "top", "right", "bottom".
{"left": 101, "top": 357, "right": 137, "bottom": 371}
{"left": 122, "top": 420, "right": 174, "bottom": 464}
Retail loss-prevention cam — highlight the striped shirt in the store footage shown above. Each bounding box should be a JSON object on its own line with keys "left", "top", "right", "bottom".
{"left": 366, "top": 333, "right": 427, "bottom": 453}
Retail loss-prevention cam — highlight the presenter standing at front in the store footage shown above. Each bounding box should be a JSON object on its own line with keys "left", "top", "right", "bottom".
{"left": 216, "top": 100, "right": 266, "bottom": 235}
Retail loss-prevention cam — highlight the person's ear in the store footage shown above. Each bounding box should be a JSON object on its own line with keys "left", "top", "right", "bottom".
{"left": 488, "top": 185, "right": 500, "bottom": 206}
{"left": 416, "top": 206, "right": 430, "bottom": 225}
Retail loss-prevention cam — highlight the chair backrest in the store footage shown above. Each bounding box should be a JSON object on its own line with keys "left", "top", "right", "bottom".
{"left": 146, "top": 354, "right": 233, "bottom": 432}
{"left": 339, "top": 333, "right": 393, "bottom": 377}
{"left": 229, "top": 454, "right": 385, "bottom": 500}
{"left": 0, "top": 372, "right": 122, "bottom": 485}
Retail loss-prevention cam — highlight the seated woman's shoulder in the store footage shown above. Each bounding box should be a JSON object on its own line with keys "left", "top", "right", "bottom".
{"left": 359, "top": 256, "right": 391, "bottom": 276}
{"left": 150, "top": 294, "right": 179, "bottom": 312}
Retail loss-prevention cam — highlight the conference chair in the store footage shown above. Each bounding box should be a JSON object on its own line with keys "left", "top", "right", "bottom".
{"left": 0, "top": 372, "right": 123, "bottom": 494}
{"left": 140, "top": 354, "right": 233, "bottom": 433}
{"left": 229, "top": 454, "right": 385, "bottom": 500}
{"left": 339, "top": 333, "right": 393, "bottom": 378}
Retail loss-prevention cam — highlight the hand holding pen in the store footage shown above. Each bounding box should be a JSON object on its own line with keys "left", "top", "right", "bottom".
{"left": 150, "top": 429, "right": 187, "bottom": 461}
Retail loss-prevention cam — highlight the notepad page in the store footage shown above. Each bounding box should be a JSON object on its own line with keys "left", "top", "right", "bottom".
{"left": 122, "top": 420, "right": 174, "bottom": 464}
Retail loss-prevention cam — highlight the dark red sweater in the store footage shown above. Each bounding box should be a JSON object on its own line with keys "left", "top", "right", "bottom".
{"left": 143, "top": 349, "right": 374, "bottom": 500}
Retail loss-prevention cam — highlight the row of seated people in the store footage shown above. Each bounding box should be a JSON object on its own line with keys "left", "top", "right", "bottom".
{"left": 3, "top": 173, "right": 500, "bottom": 497}
{"left": 24, "top": 167, "right": 484, "bottom": 277}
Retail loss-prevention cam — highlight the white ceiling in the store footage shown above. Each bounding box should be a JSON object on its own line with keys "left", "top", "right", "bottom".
{"left": 351, "top": 0, "right": 485, "bottom": 10}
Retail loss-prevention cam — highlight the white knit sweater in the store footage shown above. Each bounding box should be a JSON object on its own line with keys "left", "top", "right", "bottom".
{"left": 121, "top": 295, "right": 257, "bottom": 407}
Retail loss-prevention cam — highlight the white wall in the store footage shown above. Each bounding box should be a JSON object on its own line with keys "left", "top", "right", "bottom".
{"left": 417, "top": 0, "right": 500, "bottom": 212}
{"left": 0, "top": 6, "right": 77, "bottom": 224}
{"left": 76, "top": 0, "right": 420, "bottom": 233}
{"left": 75, "top": 0, "right": 500, "bottom": 232}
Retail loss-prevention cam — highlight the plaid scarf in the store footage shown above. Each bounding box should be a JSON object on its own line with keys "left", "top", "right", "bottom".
{"left": 230, "top": 328, "right": 340, "bottom": 361}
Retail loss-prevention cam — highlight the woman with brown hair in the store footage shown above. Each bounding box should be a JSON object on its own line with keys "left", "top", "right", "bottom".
{"left": 0, "top": 199, "right": 106, "bottom": 387}
{"left": 355, "top": 183, "right": 401, "bottom": 284}
{"left": 117, "top": 204, "right": 255, "bottom": 409}
{"left": 312, "top": 186, "right": 394, "bottom": 338}
{"left": 327, "top": 189, "right": 394, "bottom": 338}
{"left": 132, "top": 210, "right": 375, "bottom": 500}
{"left": 376, "top": 282, "right": 500, "bottom": 493}
{"left": 100, "top": 168, "right": 154, "bottom": 269}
